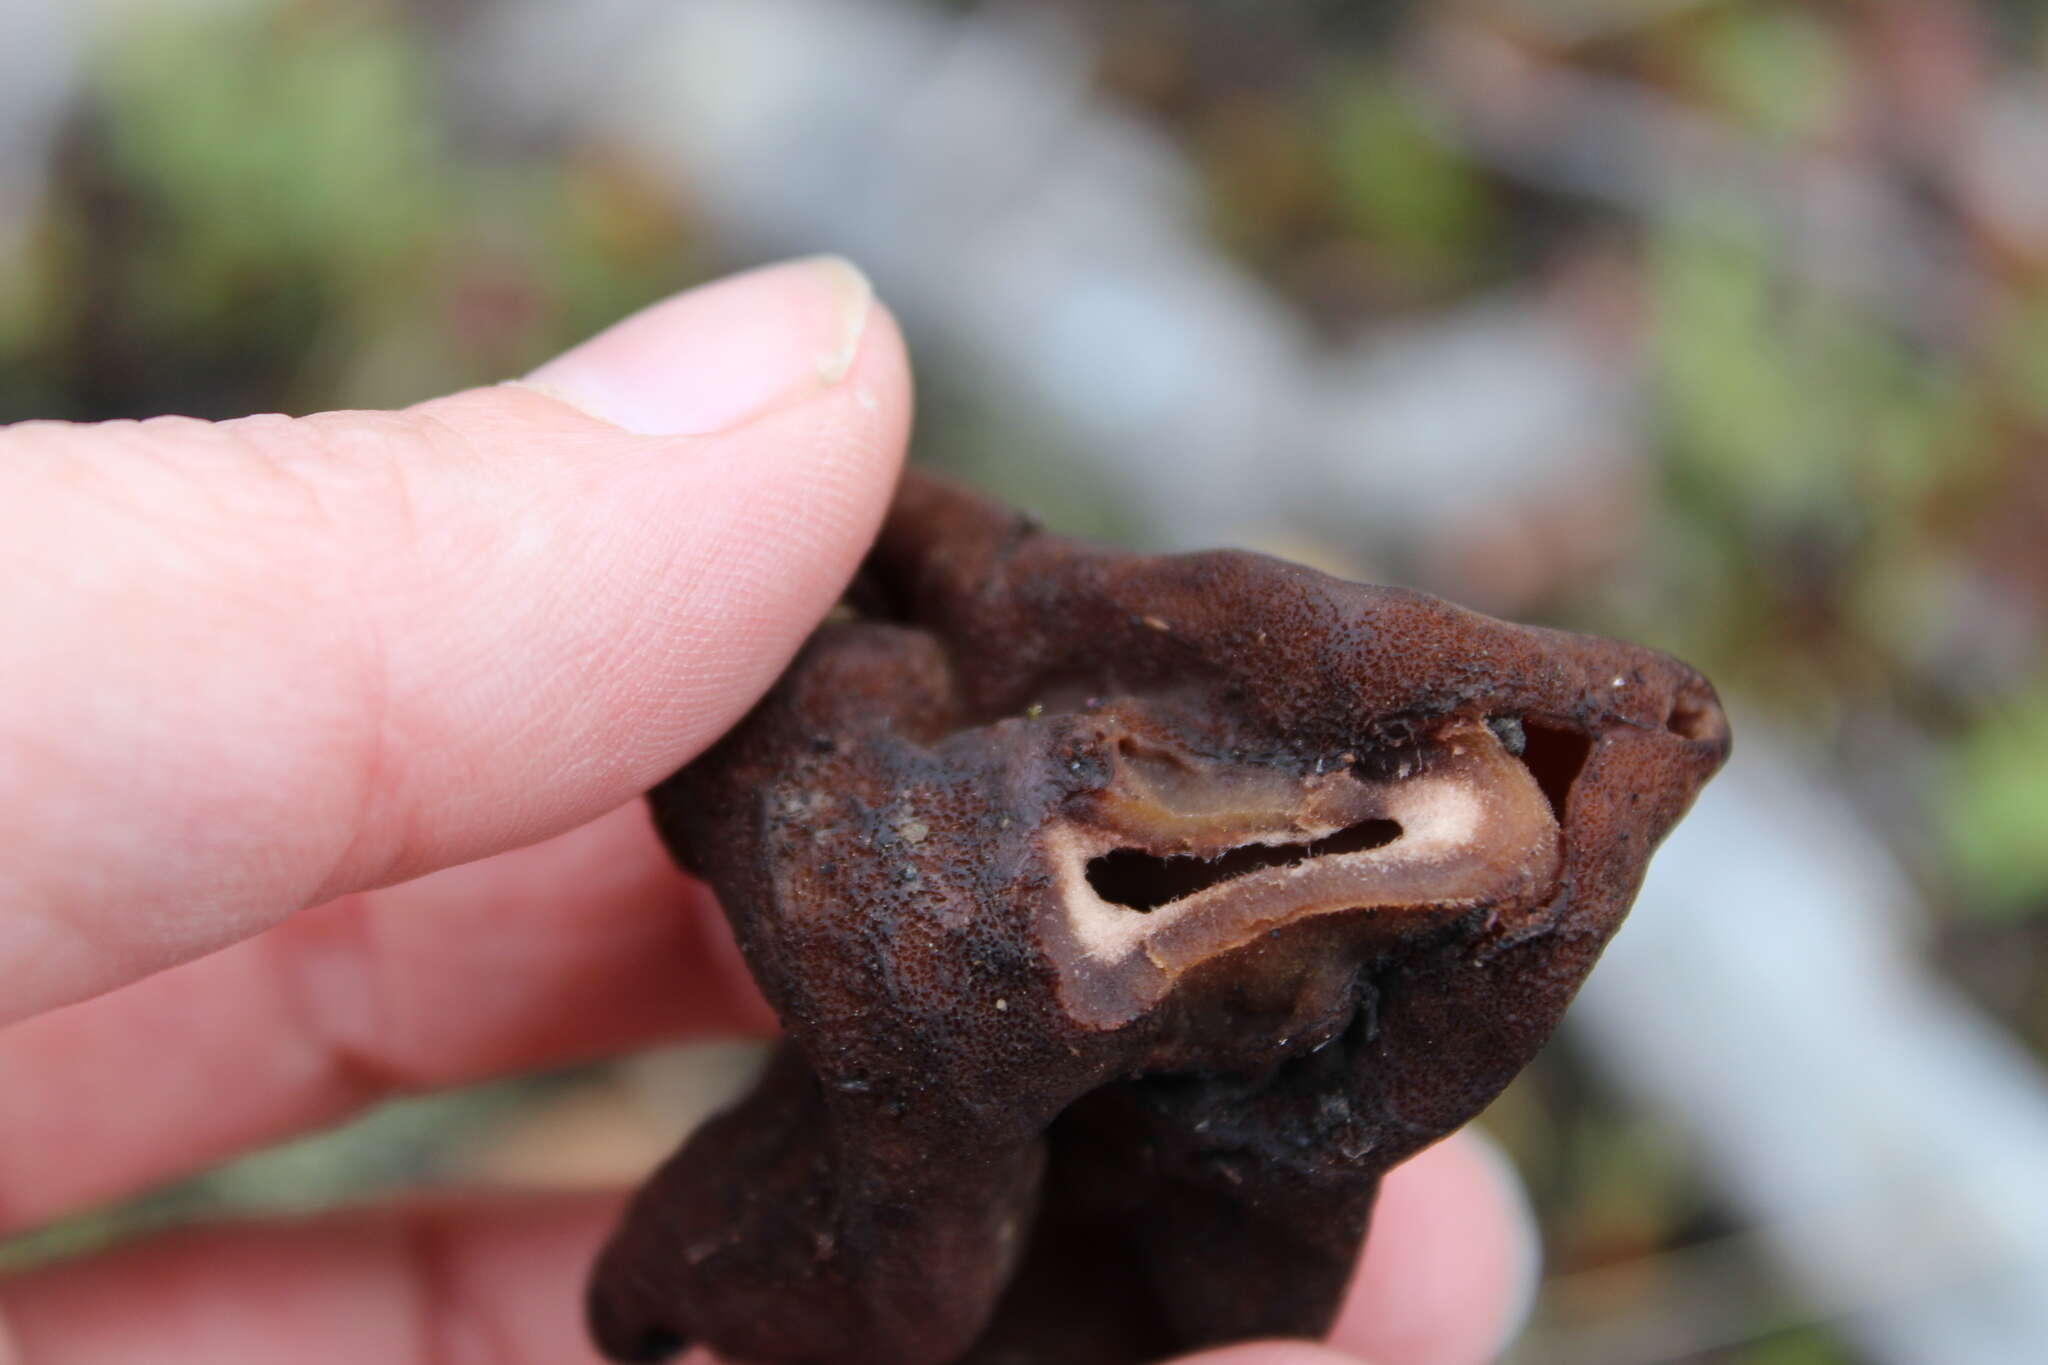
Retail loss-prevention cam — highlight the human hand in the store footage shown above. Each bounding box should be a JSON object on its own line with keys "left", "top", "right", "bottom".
{"left": 0, "top": 258, "right": 1535, "bottom": 1365}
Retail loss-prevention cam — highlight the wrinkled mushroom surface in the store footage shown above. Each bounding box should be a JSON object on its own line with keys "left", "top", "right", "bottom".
{"left": 590, "top": 473, "right": 1729, "bottom": 1365}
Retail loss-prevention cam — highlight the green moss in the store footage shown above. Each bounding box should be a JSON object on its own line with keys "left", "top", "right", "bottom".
{"left": 1942, "top": 685, "right": 2048, "bottom": 917}
{"left": 1687, "top": 5, "right": 1848, "bottom": 141}
{"left": 1321, "top": 68, "right": 1496, "bottom": 284}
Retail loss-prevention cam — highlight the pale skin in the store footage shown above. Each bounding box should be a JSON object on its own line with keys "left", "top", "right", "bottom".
{"left": 0, "top": 259, "right": 1535, "bottom": 1365}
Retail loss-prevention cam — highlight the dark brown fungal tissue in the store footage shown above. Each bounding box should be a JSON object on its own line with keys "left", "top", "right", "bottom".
{"left": 590, "top": 473, "right": 1730, "bottom": 1365}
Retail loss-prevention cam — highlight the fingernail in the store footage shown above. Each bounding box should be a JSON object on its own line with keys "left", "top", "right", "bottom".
{"left": 521, "top": 255, "right": 874, "bottom": 435}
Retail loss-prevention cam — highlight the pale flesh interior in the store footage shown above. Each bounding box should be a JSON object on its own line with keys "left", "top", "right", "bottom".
{"left": 1045, "top": 721, "right": 1560, "bottom": 1011}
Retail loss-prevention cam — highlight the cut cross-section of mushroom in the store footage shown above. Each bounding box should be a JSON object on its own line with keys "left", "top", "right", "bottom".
{"left": 1044, "top": 720, "right": 1560, "bottom": 1027}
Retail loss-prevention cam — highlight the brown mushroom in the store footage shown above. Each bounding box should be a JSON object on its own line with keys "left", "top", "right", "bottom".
{"left": 588, "top": 472, "right": 1729, "bottom": 1365}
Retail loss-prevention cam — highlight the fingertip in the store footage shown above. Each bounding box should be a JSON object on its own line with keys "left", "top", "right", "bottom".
{"left": 1330, "top": 1130, "right": 1539, "bottom": 1365}
{"left": 1460, "top": 1129, "right": 1543, "bottom": 1355}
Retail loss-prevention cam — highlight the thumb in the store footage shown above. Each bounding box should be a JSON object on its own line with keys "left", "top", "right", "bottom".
{"left": 0, "top": 256, "right": 910, "bottom": 1023}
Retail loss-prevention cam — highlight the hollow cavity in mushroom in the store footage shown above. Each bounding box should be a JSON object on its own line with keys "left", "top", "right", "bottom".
{"left": 1085, "top": 816, "right": 1405, "bottom": 912}
{"left": 1043, "top": 720, "right": 1562, "bottom": 1025}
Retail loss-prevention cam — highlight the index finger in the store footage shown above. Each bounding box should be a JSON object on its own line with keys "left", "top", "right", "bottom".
{"left": 0, "top": 804, "right": 772, "bottom": 1236}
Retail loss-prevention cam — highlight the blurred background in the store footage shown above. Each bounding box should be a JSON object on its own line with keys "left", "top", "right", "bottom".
{"left": 5, "top": 1, "right": 2048, "bottom": 1362}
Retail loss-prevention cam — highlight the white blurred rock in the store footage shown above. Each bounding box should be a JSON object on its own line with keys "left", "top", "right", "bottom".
{"left": 1578, "top": 743, "right": 2048, "bottom": 1364}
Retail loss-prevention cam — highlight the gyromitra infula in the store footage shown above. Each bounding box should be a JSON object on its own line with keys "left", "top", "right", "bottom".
{"left": 590, "top": 473, "right": 1729, "bottom": 1365}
